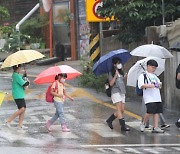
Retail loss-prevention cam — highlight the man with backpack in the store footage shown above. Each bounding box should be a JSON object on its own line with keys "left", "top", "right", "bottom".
{"left": 138, "top": 60, "right": 164, "bottom": 133}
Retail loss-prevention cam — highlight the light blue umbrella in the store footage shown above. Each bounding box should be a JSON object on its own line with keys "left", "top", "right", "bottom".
{"left": 92, "top": 49, "right": 131, "bottom": 76}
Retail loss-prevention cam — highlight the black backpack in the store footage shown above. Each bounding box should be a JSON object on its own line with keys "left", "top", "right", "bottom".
{"left": 105, "top": 79, "right": 111, "bottom": 97}
{"left": 176, "top": 64, "right": 180, "bottom": 89}
{"left": 135, "top": 73, "right": 148, "bottom": 96}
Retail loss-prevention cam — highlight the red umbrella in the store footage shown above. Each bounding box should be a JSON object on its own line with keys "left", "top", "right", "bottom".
{"left": 34, "top": 65, "right": 82, "bottom": 84}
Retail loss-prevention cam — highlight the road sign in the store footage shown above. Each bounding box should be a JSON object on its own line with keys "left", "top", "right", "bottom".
{"left": 86, "top": 0, "right": 113, "bottom": 22}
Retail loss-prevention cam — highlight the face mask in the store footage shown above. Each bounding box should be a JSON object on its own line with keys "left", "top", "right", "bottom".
{"left": 60, "top": 78, "right": 66, "bottom": 83}
{"left": 117, "top": 64, "right": 122, "bottom": 69}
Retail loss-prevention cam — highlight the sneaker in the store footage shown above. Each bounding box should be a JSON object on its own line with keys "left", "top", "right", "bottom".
{"left": 161, "top": 124, "right": 170, "bottom": 129}
{"left": 5, "top": 120, "right": 11, "bottom": 128}
{"left": 18, "top": 125, "right": 28, "bottom": 130}
{"left": 45, "top": 120, "right": 52, "bottom": 132}
{"left": 61, "top": 124, "right": 70, "bottom": 132}
{"left": 140, "top": 123, "right": 145, "bottom": 132}
{"left": 152, "top": 127, "right": 165, "bottom": 133}
{"left": 145, "top": 125, "right": 152, "bottom": 130}
{"left": 175, "top": 121, "right": 180, "bottom": 129}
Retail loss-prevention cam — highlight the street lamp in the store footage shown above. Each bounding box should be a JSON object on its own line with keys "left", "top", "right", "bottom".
{"left": 162, "top": 0, "right": 165, "bottom": 25}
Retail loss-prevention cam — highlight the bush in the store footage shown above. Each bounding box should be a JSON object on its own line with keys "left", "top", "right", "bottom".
{"left": 79, "top": 61, "right": 107, "bottom": 92}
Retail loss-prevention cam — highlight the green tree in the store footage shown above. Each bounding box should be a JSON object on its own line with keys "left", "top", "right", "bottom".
{"left": 98, "top": 0, "right": 180, "bottom": 44}
{"left": 21, "top": 14, "right": 49, "bottom": 43}
{"left": 0, "top": 6, "right": 10, "bottom": 20}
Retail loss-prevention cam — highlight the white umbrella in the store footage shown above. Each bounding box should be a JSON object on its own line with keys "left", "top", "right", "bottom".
{"left": 127, "top": 57, "right": 165, "bottom": 87}
{"left": 130, "top": 44, "right": 173, "bottom": 59}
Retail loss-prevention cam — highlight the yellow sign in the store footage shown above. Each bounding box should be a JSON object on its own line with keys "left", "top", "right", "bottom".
{"left": 0, "top": 92, "right": 5, "bottom": 107}
{"left": 86, "top": 0, "right": 113, "bottom": 22}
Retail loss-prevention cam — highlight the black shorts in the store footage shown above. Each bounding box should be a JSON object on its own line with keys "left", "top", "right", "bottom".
{"left": 146, "top": 102, "right": 163, "bottom": 114}
{"left": 15, "top": 99, "right": 26, "bottom": 109}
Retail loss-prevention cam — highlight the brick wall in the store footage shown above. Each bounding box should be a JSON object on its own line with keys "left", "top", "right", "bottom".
{"left": 0, "top": 0, "right": 39, "bottom": 24}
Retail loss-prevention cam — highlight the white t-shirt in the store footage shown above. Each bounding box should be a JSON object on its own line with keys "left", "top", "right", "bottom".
{"left": 138, "top": 71, "right": 162, "bottom": 104}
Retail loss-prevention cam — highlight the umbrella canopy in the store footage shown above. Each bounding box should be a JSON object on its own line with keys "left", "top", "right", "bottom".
{"left": 1, "top": 50, "right": 45, "bottom": 69}
{"left": 34, "top": 65, "right": 82, "bottom": 84}
{"left": 127, "top": 57, "right": 165, "bottom": 87}
{"left": 130, "top": 44, "right": 173, "bottom": 59}
{"left": 92, "top": 49, "right": 131, "bottom": 76}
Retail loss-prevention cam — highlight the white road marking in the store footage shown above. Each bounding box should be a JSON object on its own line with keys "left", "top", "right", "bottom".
{"left": 29, "top": 115, "right": 39, "bottom": 122}
{"left": 123, "top": 148, "right": 142, "bottom": 154}
{"left": 172, "top": 147, "right": 180, "bottom": 151}
{"left": 97, "top": 147, "right": 123, "bottom": 153}
{"left": 66, "top": 114, "right": 76, "bottom": 120}
{"left": 143, "top": 147, "right": 171, "bottom": 154}
{"left": 42, "top": 115, "right": 51, "bottom": 121}
{"left": 81, "top": 143, "right": 180, "bottom": 148}
{"left": 84, "top": 123, "right": 123, "bottom": 137}
{"left": 50, "top": 125, "right": 79, "bottom": 138}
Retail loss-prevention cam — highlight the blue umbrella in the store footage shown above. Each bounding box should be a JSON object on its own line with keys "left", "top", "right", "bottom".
{"left": 92, "top": 49, "right": 131, "bottom": 76}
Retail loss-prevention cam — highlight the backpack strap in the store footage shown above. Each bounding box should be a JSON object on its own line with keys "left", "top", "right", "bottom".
{"left": 142, "top": 73, "right": 149, "bottom": 90}
{"left": 52, "top": 81, "right": 58, "bottom": 94}
{"left": 143, "top": 73, "right": 152, "bottom": 84}
{"left": 55, "top": 81, "right": 58, "bottom": 93}
{"left": 143, "top": 73, "right": 147, "bottom": 84}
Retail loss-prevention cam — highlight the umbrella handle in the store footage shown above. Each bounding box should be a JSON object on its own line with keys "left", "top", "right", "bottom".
{"left": 23, "top": 64, "right": 26, "bottom": 73}
{"left": 140, "top": 63, "right": 145, "bottom": 71}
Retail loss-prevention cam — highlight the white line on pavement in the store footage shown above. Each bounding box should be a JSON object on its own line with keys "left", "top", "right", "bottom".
{"left": 81, "top": 143, "right": 180, "bottom": 148}
{"left": 84, "top": 123, "right": 123, "bottom": 137}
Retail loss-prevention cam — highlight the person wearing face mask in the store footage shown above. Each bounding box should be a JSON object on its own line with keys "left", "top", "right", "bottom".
{"left": 106, "top": 57, "right": 130, "bottom": 131}
{"left": 45, "top": 73, "right": 74, "bottom": 132}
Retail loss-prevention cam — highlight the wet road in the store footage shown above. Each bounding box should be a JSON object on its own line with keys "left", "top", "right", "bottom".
{"left": 0, "top": 70, "right": 180, "bottom": 154}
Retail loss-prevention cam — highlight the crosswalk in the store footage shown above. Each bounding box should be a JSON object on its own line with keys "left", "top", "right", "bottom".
{"left": 0, "top": 108, "right": 172, "bottom": 140}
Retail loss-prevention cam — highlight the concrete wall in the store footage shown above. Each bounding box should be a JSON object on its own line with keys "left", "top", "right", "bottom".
{"left": 101, "top": 36, "right": 123, "bottom": 55}
{"left": 165, "top": 19, "right": 180, "bottom": 112}
{"left": 164, "top": 52, "right": 180, "bottom": 112}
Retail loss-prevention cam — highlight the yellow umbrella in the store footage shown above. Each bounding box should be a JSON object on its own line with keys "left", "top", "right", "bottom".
{"left": 0, "top": 92, "right": 6, "bottom": 107}
{"left": 1, "top": 50, "right": 45, "bottom": 69}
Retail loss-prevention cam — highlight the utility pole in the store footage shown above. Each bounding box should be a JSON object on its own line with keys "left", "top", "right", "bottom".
{"left": 162, "top": 0, "right": 165, "bottom": 25}
{"left": 49, "top": 8, "right": 53, "bottom": 58}
{"left": 89, "top": 22, "right": 100, "bottom": 63}
{"left": 70, "top": 0, "right": 77, "bottom": 60}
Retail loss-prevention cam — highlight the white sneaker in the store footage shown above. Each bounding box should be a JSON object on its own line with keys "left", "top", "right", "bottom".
{"left": 18, "top": 125, "right": 28, "bottom": 130}
{"left": 140, "top": 123, "right": 145, "bottom": 132}
{"left": 152, "top": 127, "right": 165, "bottom": 133}
{"left": 5, "top": 120, "right": 11, "bottom": 128}
{"left": 145, "top": 125, "right": 152, "bottom": 130}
